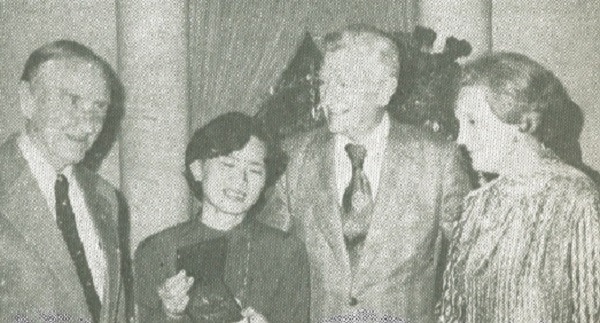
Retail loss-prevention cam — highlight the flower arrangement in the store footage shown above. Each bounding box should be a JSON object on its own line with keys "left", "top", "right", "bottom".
{"left": 388, "top": 26, "right": 471, "bottom": 140}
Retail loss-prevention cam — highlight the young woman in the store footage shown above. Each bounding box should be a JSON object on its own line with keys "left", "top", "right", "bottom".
{"left": 439, "top": 52, "right": 600, "bottom": 322}
{"left": 134, "top": 112, "right": 309, "bottom": 323}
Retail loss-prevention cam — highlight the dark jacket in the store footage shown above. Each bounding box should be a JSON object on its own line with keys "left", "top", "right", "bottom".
{"left": 134, "top": 217, "right": 310, "bottom": 323}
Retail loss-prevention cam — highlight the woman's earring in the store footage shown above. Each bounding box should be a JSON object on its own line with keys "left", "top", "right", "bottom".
{"left": 518, "top": 112, "right": 541, "bottom": 134}
{"left": 518, "top": 119, "right": 530, "bottom": 133}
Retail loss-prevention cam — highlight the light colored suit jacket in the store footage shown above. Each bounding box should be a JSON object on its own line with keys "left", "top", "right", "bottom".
{"left": 0, "top": 135, "right": 129, "bottom": 322}
{"left": 259, "top": 121, "right": 472, "bottom": 323}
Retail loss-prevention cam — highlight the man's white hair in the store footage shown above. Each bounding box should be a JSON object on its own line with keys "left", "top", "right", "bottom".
{"left": 322, "top": 24, "right": 400, "bottom": 79}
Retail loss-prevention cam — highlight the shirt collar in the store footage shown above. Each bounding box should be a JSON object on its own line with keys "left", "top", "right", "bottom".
{"left": 18, "top": 134, "right": 75, "bottom": 209}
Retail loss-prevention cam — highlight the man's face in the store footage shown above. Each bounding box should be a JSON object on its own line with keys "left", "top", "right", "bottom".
{"left": 197, "top": 136, "right": 267, "bottom": 217}
{"left": 22, "top": 59, "right": 110, "bottom": 170}
{"left": 319, "top": 47, "right": 395, "bottom": 139}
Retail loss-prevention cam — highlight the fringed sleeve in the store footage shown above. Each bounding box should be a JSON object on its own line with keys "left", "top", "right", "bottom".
{"left": 438, "top": 187, "right": 491, "bottom": 323}
{"left": 438, "top": 219, "right": 467, "bottom": 323}
{"left": 569, "top": 191, "right": 600, "bottom": 322}
{"left": 440, "top": 170, "right": 600, "bottom": 323}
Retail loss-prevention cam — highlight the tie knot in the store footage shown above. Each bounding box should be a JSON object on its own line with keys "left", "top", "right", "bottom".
{"left": 55, "top": 174, "right": 69, "bottom": 197}
{"left": 345, "top": 143, "right": 367, "bottom": 168}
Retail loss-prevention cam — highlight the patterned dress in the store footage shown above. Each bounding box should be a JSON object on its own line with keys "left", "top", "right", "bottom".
{"left": 440, "top": 158, "right": 600, "bottom": 322}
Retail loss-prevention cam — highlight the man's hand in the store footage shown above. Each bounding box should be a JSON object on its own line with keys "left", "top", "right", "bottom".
{"left": 157, "top": 270, "right": 195, "bottom": 319}
{"left": 240, "top": 307, "right": 269, "bottom": 323}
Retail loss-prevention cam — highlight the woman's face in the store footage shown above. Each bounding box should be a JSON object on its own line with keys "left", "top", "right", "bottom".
{"left": 455, "top": 86, "right": 519, "bottom": 173}
{"left": 194, "top": 136, "right": 267, "bottom": 216}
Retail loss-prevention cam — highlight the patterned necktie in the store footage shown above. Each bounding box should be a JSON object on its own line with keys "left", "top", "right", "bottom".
{"left": 341, "top": 143, "right": 374, "bottom": 247}
{"left": 55, "top": 174, "right": 101, "bottom": 323}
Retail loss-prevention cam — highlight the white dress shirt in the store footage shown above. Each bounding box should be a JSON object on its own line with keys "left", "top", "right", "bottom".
{"left": 334, "top": 112, "right": 390, "bottom": 205}
{"left": 18, "top": 134, "right": 106, "bottom": 301}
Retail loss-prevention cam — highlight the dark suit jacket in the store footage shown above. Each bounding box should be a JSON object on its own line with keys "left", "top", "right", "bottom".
{"left": 0, "top": 134, "right": 129, "bottom": 322}
{"left": 258, "top": 120, "right": 472, "bottom": 323}
{"left": 134, "top": 218, "right": 310, "bottom": 323}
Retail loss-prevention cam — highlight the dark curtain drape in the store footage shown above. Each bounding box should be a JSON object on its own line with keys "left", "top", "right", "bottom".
{"left": 188, "top": 0, "right": 417, "bottom": 129}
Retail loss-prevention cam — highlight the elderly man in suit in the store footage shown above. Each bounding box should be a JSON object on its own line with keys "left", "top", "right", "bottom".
{"left": 259, "top": 25, "right": 472, "bottom": 322}
{"left": 0, "top": 40, "right": 129, "bottom": 322}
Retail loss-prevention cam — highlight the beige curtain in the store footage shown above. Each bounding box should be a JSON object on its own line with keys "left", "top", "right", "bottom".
{"left": 305, "top": 0, "right": 416, "bottom": 35}
{"left": 189, "top": 0, "right": 310, "bottom": 128}
{"left": 188, "top": 0, "right": 417, "bottom": 129}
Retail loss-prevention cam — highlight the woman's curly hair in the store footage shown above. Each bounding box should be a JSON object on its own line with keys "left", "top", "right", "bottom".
{"left": 459, "top": 52, "right": 574, "bottom": 147}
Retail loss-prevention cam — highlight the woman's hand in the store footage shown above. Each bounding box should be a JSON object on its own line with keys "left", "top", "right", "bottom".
{"left": 157, "top": 270, "right": 195, "bottom": 319}
{"left": 239, "top": 307, "right": 269, "bottom": 323}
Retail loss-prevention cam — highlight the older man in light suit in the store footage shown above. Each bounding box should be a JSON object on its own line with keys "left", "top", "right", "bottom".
{"left": 0, "top": 40, "right": 129, "bottom": 322}
{"left": 259, "top": 25, "right": 472, "bottom": 322}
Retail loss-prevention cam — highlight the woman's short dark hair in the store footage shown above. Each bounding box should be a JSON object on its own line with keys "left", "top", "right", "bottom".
{"left": 184, "top": 111, "right": 287, "bottom": 199}
{"left": 459, "top": 52, "right": 573, "bottom": 145}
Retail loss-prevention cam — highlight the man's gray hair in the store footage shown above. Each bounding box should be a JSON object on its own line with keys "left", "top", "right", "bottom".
{"left": 322, "top": 24, "right": 400, "bottom": 78}
{"left": 21, "top": 39, "right": 112, "bottom": 84}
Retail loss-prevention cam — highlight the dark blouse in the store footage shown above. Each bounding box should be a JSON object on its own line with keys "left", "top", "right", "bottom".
{"left": 134, "top": 217, "right": 310, "bottom": 323}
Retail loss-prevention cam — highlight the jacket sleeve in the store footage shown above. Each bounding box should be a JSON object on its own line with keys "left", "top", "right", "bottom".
{"left": 440, "top": 145, "right": 473, "bottom": 239}
{"left": 134, "top": 237, "right": 193, "bottom": 323}
{"left": 258, "top": 172, "right": 294, "bottom": 233}
{"left": 256, "top": 133, "right": 313, "bottom": 237}
{"left": 0, "top": 214, "right": 53, "bottom": 322}
{"left": 267, "top": 239, "right": 310, "bottom": 323}
{"left": 567, "top": 192, "right": 600, "bottom": 323}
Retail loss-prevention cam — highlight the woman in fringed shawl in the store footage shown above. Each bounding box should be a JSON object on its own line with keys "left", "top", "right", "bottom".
{"left": 439, "top": 52, "right": 600, "bottom": 322}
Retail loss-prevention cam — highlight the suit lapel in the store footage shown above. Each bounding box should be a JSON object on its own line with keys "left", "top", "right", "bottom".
{"left": 297, "top": 132, "right": 350, "bottom": 268}
{"left": 353, "top": 122, "right": 418, "bottom": 284}
{"left": 0, "top": 155, "right": 90, "bottom": 314}
{"left": 75, "top": 166, "right": 120, "bottom": 322}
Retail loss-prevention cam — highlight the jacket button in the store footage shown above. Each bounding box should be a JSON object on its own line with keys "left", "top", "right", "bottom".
{"left": 349, "top": 297, "right": 358, "bottom": 306}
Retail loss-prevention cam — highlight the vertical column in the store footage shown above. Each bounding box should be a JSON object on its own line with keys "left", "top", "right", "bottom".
{"left": 116, "top": 0, "right": 190, "bottom": 251}
{"left": 418, "top": 0, "right": 492, "bottom": 59}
